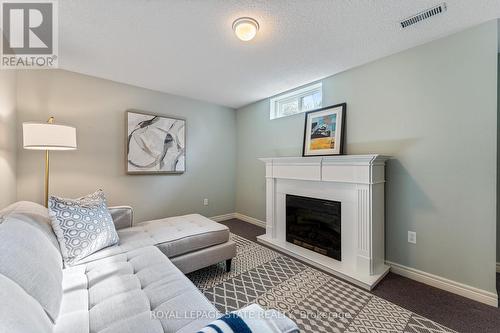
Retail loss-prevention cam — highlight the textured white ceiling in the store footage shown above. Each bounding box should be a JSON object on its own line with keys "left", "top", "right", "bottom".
{"left": 59, "top": 1, "right": 500, "bottom": 108}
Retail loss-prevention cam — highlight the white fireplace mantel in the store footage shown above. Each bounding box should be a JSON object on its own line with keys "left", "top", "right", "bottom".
{"left": 257, "top": 155, "right": 390, "bottom": 290}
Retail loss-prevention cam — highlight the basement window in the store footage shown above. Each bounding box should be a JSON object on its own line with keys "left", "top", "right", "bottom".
{"left": 270, "top": 82, "right": 322, "bottom": 120}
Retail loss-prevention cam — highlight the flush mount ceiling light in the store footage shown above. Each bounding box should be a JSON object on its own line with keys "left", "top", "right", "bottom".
{"left": 232, "top": 17, "right": 259, "bottom": 41}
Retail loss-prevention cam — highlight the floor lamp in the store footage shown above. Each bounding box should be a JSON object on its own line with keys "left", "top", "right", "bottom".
{"left": 23, "top": 117, "right": 77, "bottom": 207}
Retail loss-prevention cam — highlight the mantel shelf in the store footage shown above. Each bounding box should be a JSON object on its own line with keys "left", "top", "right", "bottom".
{"left": 259, "top": 154, "right": 390, "bottom": 166}
{"left": 259, "top": 154, "right": 390, "bottom": 185}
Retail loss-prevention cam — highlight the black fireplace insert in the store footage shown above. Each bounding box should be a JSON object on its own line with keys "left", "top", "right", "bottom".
{"left": 286, "top": 194, "right": 341, "bottom": 261}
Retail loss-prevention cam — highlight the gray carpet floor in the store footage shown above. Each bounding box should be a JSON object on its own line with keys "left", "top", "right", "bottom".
{"left": 214, "top": 219, "right": 500, "bottom": 333}
{"left": 187, "top": 233, "right": 456, "bottom": 333}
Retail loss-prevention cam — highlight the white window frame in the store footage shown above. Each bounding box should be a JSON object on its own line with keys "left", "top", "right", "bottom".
{"left": 270, "top": 82, "right": 322, "bottom": 120}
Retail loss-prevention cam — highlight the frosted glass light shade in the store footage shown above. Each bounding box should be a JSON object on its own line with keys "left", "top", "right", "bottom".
{"left": 232, "top": 17, "right": 259, "bottom": 41}
{"left": 23, "top": 122, "right": 77, "bottom": 150}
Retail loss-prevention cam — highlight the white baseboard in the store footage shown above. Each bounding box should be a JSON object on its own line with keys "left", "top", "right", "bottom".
{"left": 209, "top": 212, "right": 266, "bottom": 228}
{"left": 233, "top": 213, "right": 266, "bottom": 228}
{"left": 386, "top": 261, "right": 498, "bottom": 307}
{"left": 496, "top": 262, "right": 500, "bottom": 273}
{"left": 210, "top": 213, "right": 236, "bottom": 222}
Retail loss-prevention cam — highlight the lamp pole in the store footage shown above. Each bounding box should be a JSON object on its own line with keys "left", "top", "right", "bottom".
{"left": 44, "top": 117, "right": 54, "bottom": 207}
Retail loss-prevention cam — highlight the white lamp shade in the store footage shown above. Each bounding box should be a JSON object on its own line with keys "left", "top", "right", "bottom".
{"left": 23, "top": 122, "right": 77, "bottom": 150}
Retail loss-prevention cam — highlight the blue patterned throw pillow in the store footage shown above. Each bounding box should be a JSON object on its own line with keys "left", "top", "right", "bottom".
{"left": 48, "top": 190, "right": 119, "bottom": 266}
{"left": 196, "top": 304, "right": 299, "bottom": 333}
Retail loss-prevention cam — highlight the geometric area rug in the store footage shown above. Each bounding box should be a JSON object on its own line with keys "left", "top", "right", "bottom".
{"left": 187, "top": 234, "right": 456, "bottom": 333}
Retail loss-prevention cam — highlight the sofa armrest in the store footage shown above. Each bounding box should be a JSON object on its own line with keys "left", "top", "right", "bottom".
{"left": 108, "top": 206, "right": 133, "bottom": 230}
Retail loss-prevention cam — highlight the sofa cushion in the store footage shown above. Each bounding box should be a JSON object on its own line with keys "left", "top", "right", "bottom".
{"left": 0, "top": 200, "right": 60, "bottom": 250}
{"left": 74, "top": 214, "right": 230, "bottom": 265}
{"left": 49, "top": 190, "right": 119, "bottom": 266}
{"left": 72, "top": 227, "right": 157, "bottom": 264}
{"left": 0, "top": 215, "right": 63, "bottom": 323}
{"left": 55, "top": 246, "right": 219, "bottom": 333}
{"left": 0, "top": 274, "right": 53, "bottom": 333}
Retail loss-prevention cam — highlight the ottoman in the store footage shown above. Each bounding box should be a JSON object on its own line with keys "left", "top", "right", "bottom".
{"left": 76, "top": 210, "right": 237, "bottom": 274}
{"left": 131, "top": 214, "right": 237, "bottom": 274}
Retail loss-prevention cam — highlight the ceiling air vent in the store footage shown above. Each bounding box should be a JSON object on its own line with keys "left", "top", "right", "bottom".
{"left": 400, "top": 3, "right": 447, "bottom": 29}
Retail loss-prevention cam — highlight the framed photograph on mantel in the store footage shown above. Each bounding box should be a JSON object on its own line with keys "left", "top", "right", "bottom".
{"left": 302, "top": 103, "right": 346, "bottom": 156}
{"left": 126, "top": 110, "right": 186, "bottom": 174}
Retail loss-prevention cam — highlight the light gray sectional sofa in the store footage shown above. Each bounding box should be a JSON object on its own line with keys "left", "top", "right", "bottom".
{"left": 0, "top": 201, "right": 240, "bottom": 332}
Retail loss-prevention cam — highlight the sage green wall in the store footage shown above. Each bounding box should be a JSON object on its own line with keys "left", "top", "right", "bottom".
{"left": 0, "top": 71, "right": 17, "bottom": 208}
{"left": 236, "top": 21, "right": 498, "bottom": 292}
{"left": 497, "top": 53, "right": 500, "bottom": 263}
{"left": 16, "top": 70, "right": 236, "bottom": 223}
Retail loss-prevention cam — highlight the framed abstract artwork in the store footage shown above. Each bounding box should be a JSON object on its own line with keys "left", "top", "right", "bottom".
{"left": 126, "top": 110, "right": 186, "bottom": 174}
{"left": 302, "top": 103, "right": 346, "bottom": 156}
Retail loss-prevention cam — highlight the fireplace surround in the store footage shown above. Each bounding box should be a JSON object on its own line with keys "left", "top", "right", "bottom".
{"left": 257, "top": 155, "right": 389, "bottom": 290}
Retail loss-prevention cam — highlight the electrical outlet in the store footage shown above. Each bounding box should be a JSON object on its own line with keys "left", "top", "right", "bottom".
{"left": 203, "top": 198, "right": 209, "bottom": 206}
{"left": 408, "top": 231, "right": 416, "bottom": 244}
